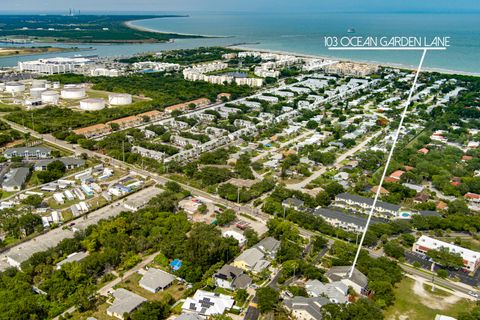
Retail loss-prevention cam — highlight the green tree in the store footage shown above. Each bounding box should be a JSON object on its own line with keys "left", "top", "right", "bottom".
{"left": 131, "top": 301, "right": 170, "bottom": 320}
{"left": 256, "top": 287, "right": 279, "bottom": 313}
{"left": 216, "top": 209, "right": 236, "bottom": 226}
{"left": 383, "top": 241, "right": 405, "bottom": 259}
{"left": 243, "top": 228, "right": 259, "bottom": 248}
{"left": 427, "top": 247, "right": 464, "bottom": 269}
{"left": 21, "top": 195, "right": 43, "bottom": 208}
{"left": 437, "top": 269, "right": 449, "bottom": 278}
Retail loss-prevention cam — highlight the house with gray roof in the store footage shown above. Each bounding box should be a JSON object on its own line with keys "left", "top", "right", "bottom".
{"left": 314, "top": 207, "right": 382, "bottom": 233}
{"left": 418, "top": 210, "right": 442, "bottom": 218}
{"left": 56, "top": 251, "right": 89, "bottom": 270}
{"left": 333, "top": 192, "right": 400, "bottom": 219}
{"left": 305, "top": 279, "right": 348, "bottom": 304}
{"left": 254, "top": 236, "right": 280, "bottom": 259}
{"left": 282, "top": 197, "right": 305, "bottom": 210}
{"left": 4, "top": 146, "right": 52, "bottom": 159}
{"left": 139, "top": 267, "right": 176, "bottom": 293}
{"left": 326, "top": 266, "right": 368, "bottom": 295}
{"left": 107, "top": 288, "right": 146, "bottom": 320}
{"left": 175, "top": 314, "right": 203, "bottom": 320}
{"left": 33, "top": 157, "right": 85, "bottom": 171}
{"left": 1, "top": 167, "right": 29, "bottom": 192}
{"left": 283, "top": 296, "right": 330, "bottom": 320}
{"left": 213, "top": 264, "right": 252, "bottom": 290}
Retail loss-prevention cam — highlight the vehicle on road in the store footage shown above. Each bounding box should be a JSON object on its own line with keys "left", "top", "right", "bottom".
{"left": 468, "top": 290, "right": 479, "bottom": 299}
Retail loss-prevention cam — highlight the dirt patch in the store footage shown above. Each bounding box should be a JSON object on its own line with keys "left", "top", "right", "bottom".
{"left": 411, "top": 278, "right": 460, "bottom": 309}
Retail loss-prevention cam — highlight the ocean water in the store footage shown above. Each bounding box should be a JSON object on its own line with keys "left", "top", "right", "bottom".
{"left": 1, "top": 12, "right": 480, "bottom": 74}
{"left": 133, "top": 12, "right": 480, "bottom": 74}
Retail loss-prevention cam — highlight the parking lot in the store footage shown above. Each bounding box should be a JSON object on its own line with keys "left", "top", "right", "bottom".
{"left": 404, "top": 251, "right": 480, "bottom": 287}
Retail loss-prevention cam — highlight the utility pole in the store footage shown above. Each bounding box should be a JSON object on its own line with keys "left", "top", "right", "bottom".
{"left": 122, "top": 140, "right": 125, "bottom": 163}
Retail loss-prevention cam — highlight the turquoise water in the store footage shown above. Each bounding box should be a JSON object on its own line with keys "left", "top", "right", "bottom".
{"left": 1, "top": 12, "right": 480, "bottom": 74}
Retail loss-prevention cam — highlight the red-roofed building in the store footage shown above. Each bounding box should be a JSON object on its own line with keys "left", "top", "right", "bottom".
{"left": 371, "top": 186, "right": 389, "bottom": 194}
{"left": 436, "top": 201, "right": 448, "bottom": 210}
{"left": 385, "top": 177, "right": 398, "bottom": 183}
{"left": 404, "top": 165, "right": 414, "bottom": 171}
{"left": 389, "top": 170, "right": 405, "bottom": 181}
{"left": 417, "top": 148, "right": 429, "bottom": 155}
{"left": 462, "top": 155, "right": 473, "bottom": 161}
{"left": 465, "top": 193, "right": 480, "bottom": 203}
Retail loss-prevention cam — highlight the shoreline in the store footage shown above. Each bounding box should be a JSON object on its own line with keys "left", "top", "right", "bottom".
{"left": 127, "top": 18, "right": 480, "bottom": 77}
{"left": 125, "top": 19, "right": 228, "bottom": 39}
{"left": 0, "top": 47, "right": 91, "bottom": 59}
{"left": 229, "top": 45, "right": 480, "bottom": 77}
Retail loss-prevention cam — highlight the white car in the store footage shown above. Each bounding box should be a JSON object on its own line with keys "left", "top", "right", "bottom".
{"left": 468, "top": 291, "right": 479, "bottom": 299}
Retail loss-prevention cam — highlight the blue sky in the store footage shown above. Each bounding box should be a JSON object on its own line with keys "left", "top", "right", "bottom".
{"left": 1, "top": 0, "right": 479, "bottom": 13}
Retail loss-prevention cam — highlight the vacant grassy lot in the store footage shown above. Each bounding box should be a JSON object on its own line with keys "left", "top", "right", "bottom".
{"left": 384, "top": 277, "right": 475, "bottom": 320}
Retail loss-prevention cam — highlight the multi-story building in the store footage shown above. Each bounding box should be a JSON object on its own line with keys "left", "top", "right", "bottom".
{"left": 18, "top": 57, "right": 93, "bottom": 74}
{"left": 413, "top": 235, "right": 480, "bottom": 272}
{"left": 333, "top": 193, "right": 400, "bottom": 220}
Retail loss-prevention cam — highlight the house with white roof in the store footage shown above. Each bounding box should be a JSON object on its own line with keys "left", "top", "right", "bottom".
{"left": 182, "top": 290, "right": 234, "bottom": 317}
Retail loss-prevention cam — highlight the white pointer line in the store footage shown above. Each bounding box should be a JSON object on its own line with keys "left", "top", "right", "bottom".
{"left": 348, "top": 49, "right": 428, "bottom": 279}
{"left": 328, "top": 47, "right": 446, "bottom": 51}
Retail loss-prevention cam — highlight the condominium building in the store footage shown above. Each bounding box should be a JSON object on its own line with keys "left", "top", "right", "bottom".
{"left": 18, "top": 57, "right": 93, "bottom": 74}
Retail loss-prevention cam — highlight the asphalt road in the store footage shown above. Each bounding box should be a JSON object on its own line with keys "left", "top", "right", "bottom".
{"left": 287, "top": 129, "right": 384, "bottom": 190}
{"left": 400, "top": 264, "right": 478, "bottom": 296}
{"left": 3, "top": 116, "right": 479, "bottom": 298}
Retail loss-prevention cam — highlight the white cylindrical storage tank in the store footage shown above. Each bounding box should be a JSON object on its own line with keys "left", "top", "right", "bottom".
{"left": 108, "top": 93, "right": 132, "bottom": 106}
{"left": 41, "top": 91, "right": 60, "bottom": 104}
{"left": 80, "top": 98, "right": 105, "bottom": 111}
{"left": 64, "top": 84, "right": 84, "bottom": 89}
{"left": 52, "top": 81, "right": 61, "bottom": 89}
{"left": 61, "top": 87, "right": 86, "bottom": 99}
{"left": 5, "top": 82, "right": 25, "bottom": 93}
{"left": 30, "top": 87, "right": 47, "bottom": 98}
{"left": 31, "top": 79, "right": 47, "bottom": 89}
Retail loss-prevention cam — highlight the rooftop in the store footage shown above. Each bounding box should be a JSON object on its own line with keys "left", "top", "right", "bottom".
{"left": 107, "top": 288, "right": 146, "bottom": 317}
{"left": 416, "top": 235, "right": 480, "bottom": 262}
{"left": 335, "top": 192, "right": 400, "bottom": 213}
{"left": 326, "top": 266, "right": 368, "bottom": 288}
{"left": 139, "top": 268, "right": 176, "bottom": 291}
{"left": 2, "top": 167, "right": 29, "bottom": 188}
{"left": 314, "top": 207, "right": 382, "bottom": 228}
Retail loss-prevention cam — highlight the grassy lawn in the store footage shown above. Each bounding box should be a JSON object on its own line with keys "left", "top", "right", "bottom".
{"left": 384, "top": 277, "right": 475, "bottom": 320}
{"left": 422, "top": 283, "right": 451, "bottom": 297}
{"left": 116, "top": 273, "right": 186, "bottom": 303}
{"left": 439, "top": 236, "right": 480, "bottom": 252}
{"left": 0, "top": 190, "right": 16, "bottom": 199}
{"left": 70, "top": 300, "right": 115, "bottom": 320}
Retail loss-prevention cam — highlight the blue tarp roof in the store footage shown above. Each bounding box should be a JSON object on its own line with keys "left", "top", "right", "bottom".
{"left": 170, "top": 259, "right": 182, "bottom": 270}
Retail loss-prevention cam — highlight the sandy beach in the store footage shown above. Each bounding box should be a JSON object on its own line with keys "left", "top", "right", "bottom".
{"left": 125, "top": 19, "right": 222, "bottom": 38}
{"left": 230, "top": 45, "right": 480, "bottom": 77}
{"left": 125, "top": 18, "right": 480, "bottom": 77}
